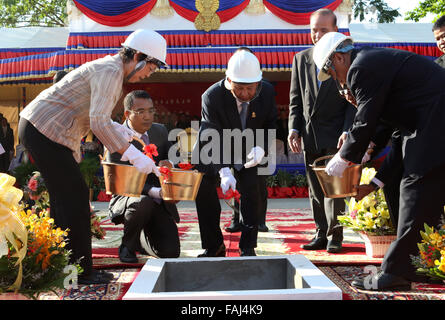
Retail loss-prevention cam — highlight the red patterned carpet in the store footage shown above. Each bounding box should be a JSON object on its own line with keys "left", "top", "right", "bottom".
{"left": 92, "top": 208, "right": 382, "bottom": 268}
{"left": 37, "top": 208, "right": 445, "bottom": 300}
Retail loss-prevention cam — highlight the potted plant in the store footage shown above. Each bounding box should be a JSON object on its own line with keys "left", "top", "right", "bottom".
{"left": 265, "top": 175, "right": 277, "bottom": 198}
{"left": 291, "top": 173, "right": 308, "bottom": 198}
{"left": 79, "top": 156, "right": 101, "bottom": 201}
{"left": 274, "top": 169, "right": 294, "bottom": 198}
{"left": 0, "top": 174, "right": 82, "bottom": 300}
{"left": 338, "top": 167, "right": 396, "bottom": 258}
{"left": 411, "top": 223, "right": 445, "bottom": 282}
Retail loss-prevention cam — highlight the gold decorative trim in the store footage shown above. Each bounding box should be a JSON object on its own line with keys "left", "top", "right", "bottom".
{"left": 245, "top": 0, "right": 266, "bottom": 15}
{"left": 151, "top": 0, "right": 174, "bottom": 17}
{"left": 194, "top": 0, "right": 220, "bottom": 32}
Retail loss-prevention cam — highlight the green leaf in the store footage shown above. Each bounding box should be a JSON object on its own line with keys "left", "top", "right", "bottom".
{"left": 0, "top": 0, "right": 67, "bottom": 27}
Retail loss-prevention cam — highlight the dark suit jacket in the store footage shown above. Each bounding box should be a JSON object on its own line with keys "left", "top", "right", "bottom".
{"left": 108, "top": 122, "right": 179, "bottom": 224}
{"left": 196, "top": 79, "right": 277, "bottom": 173}
{"left": 340, "top": 47, "right": 445, "bottom": 176}
{"left": 435, "top": 54, "right": 445, "bottom": 68}
{"left": 288, "top": 47, "right": 356, "bottom": 152}
{"left": 0, "top": 125, "right": 14, "bottom": 153}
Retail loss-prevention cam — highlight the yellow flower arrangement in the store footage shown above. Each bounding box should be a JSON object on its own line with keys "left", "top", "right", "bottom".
{"left": 411, "top": 223, "right": 445, "bottom": 281}
{"left": 338, "top": 167, "right": 396, "bottom": 235}
{"left": 0, "top": 173, "right": 81, "bottom": 299}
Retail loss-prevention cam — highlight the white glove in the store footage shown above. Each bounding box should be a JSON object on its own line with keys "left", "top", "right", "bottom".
{"left": 219, "top": 167, "right": 237, "bottom": 194}
{"left": 111, "top": 121, "right": 134, "bottom": 142}
{"left": 325, "top": 152, "right": 350, "bottom": 177}
{"left": 148, "top": 187, "right": 162, "bottom": 199}
{"left": 121, "top": 144, "right": 161, "bottom": 176}
{"left": 244, "top": 146, "right": 265, "bottom": 168}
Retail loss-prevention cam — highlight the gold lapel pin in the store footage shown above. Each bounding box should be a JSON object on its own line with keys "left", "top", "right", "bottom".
{"left": 252, "top": 112, "right": 256, "bottom": 118}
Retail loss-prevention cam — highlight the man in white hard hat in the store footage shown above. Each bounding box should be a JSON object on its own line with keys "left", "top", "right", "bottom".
{"left": 288, "top": 9, "right": 356, "bottom": 254}
{"left": 18, "top": 29, "right": 167, "bottom": 285}
{"left": 313, "top": 31, "right": 445, "bottom": 291}
{"left": 194, "top": 48, "right": 277, "bottom": 257}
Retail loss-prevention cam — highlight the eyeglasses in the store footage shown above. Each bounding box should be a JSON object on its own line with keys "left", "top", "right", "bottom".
{"left": 131, "top": 108, "right": 155, "bottom": 116}
{"left": 321, "top": 56, "right": 333, "bottom": 77}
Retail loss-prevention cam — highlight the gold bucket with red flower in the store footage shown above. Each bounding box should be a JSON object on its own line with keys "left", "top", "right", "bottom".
{"left": 101, "top": 137, "right": 148, "bottom": 197}
{"left": 158, "top": 165, "right": 203, "bottom": 201}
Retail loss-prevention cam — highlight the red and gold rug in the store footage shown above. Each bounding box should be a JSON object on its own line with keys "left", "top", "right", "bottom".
{"left": 92, "top": 208, "right": 382, "bottom": 268}
{"left": 37, "top": 209, "right": 445, "bottom": 300}
{"left": 320, "top": 265, "right": 445, "bottom": 300}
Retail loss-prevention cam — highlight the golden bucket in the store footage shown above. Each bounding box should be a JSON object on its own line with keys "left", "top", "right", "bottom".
{"left": 310, "top": 155, "right": 362, "bottom": 198}
{"left": 102, "top": 162, "right": 147, "bottom": 197}
{"left": 159, "top": 168, "right": 203, "bottom": 201}
{"left": 101, "top": 136, "right": 147, "bottom": 197}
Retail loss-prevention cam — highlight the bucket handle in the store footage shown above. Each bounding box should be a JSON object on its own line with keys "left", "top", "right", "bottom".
{"left": 311, "top": 154, "right": 334, "bottom": 168}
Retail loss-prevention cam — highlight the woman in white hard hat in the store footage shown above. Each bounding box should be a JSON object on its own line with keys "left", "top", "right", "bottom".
{"left": 313, "top": 31, "right": 445, "bottom": 291}
{"left": 194, "top": 49, "right": 277, "bottom": 257}
{"left": 18, "top": 29, "right": 167, "bottom": 285}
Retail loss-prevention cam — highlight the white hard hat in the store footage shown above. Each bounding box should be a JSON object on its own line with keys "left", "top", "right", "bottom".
{"left": 122, "top": 29, "right": 168, "bottom": 67}
{"left": 224, "top": 50, "right": 262, "bottom": 89}
{"left": 313, "top": 32, "right": 354, "bottom": 81}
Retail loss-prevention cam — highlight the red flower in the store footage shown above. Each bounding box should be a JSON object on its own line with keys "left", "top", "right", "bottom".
{"left": 28, "top": 178, "right": 38, "bottom": 192}
{"left": 143, "top": 144, "right": 158, "bottom": 160}
{"left": 159, "top": 166, "right": 171, "bottom": 182}
{"left": 223, "top": 189, "right": 241, "bottom": 202}
{"left": 178, "top": 162, "right": 194, "bottom": 170}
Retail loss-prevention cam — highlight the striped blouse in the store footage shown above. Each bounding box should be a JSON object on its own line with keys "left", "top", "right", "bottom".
{"left": 20, "top": 54, "right": 129, "bottom": 163}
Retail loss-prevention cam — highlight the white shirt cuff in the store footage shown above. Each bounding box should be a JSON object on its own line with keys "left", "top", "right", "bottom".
{"left": 372, "top": 177, "right": 385, "bottom": 188}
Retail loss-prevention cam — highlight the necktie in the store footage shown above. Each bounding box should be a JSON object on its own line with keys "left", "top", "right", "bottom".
{"left": 141, "top": 133, "right": 161, "bottom": 203}
{"left": 234, "top": 103, "right": 249, "bottom": 171}
{"left": 316, "top": 67, "right": 321, "bottom": 88}
{"left": 141, "top": 133, "right": 150, "bottom": 145}
{"left": 239, "top": 102, "right": 248, "bottom": 130}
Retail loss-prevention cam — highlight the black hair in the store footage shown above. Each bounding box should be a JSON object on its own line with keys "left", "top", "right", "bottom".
{"left": 119, "top": 47, "right": 147, "bottom": 64}
{"left": 53, "top": 70, "right": 68, "bottom": 84}
{"left": 433, "top": 15, "right": 445, "bottom": 31}
{"left": 123, "top": 90, "right": 152, "bottom": 111}
{"left": 310, "top": 8, "right": 337, "bottom": 27}
{"left": 119, "top": 47, "right": 164, "bottom": 68}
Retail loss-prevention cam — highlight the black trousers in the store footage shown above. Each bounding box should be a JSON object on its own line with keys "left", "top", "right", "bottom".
{"left": 381, "top": 162, "right": 445, "bottom": 280}
{"left": 304, "top": 149, "right": 344, "bottom": 241}
{"left": 382, "top": 166, "right": 404, "bottom": 229}
{"left": 230, "top": 174, "right": 268, "bottom": 225}
{"left": 18, "top": 118, "right": 93, "bottom": 275}
{"left": 196, "top": 166, "right": 260, "bottom": 249}
{"left": 111, "top": 195, "right": 180, "bottom": 258}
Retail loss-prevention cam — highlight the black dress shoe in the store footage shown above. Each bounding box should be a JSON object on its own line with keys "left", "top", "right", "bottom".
{"left": 301, "top": 237, "right": 328, "bottom": 250}
{"left": 198, "top": 244, "right": 226, "bottom": 257}
{"left": 78, "top": 269, "right": 114, "bottom": 285}
{"left": 352, "top": 271, "right": 411, "bottom": 291}
{"left": 258, "top": 224, "right": 269, "bottom": 232}
{"left": 239, "top": 248, "right": 256, "bottom": 256}
{"left": 327, "top": 239, "right": 343, "bottom": 253}
{"left": 119, "top": 244, "right": 138, "bottom": 263}
{"left": 225, "top": 222, "right": 241, "bottom": 233}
